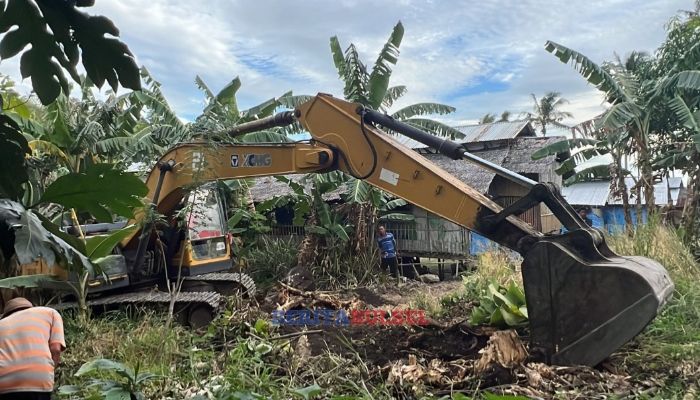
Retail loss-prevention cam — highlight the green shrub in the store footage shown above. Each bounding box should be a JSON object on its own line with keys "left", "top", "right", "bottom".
{"left": 58, "top": 359, "right": 159, "bottom": 400}
{"left": 469, "top": 281, "right": 528, "bottom": 328}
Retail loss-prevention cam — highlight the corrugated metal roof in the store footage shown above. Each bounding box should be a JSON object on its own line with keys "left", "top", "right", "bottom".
{"left": 609, "top": 177, "right": 684, "bottom": 206}
{"left": 394, "top": 120, "right": 534, "bottom": 149}
{"left": 564, "top": 177, "right": 685, "bottom": 206}
{"left": 561, "top": 181, "right": 611, "bottom": 206}
{"left": 456, "top": 120, "right": 535, "bottom": 142}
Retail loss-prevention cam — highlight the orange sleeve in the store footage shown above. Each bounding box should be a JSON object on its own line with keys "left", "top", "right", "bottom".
{"left": 49, "top": 310, "right": 66, "bottom": 349}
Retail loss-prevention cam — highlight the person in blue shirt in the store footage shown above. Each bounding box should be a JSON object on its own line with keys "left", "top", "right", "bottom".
{"left": 578, "top": 207, "right": 604, "bottom": 229}
{"left": 377, "top": 225, "right": 399, "bottom": 277}
{"left": 562, "top": 207, "right": 604, "bottom": 233}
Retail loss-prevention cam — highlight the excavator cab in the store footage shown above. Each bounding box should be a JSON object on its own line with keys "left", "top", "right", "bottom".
{"left": 169, "top": 185, "right": 232, "bottom": 276}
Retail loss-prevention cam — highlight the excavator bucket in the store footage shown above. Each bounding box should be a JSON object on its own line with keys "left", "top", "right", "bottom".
{"left": 333, "top": 102, "right": 674, "bottom": 366}
{"left": 521, "top": 231, "right": 674, "bottom": 366}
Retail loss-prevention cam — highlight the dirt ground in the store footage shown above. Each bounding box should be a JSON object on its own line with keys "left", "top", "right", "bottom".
{"left": 353, "top": 280, "right": 463, "bottom": 308}
{"left": 259, "top": 279, "right": 691, "bottom": 399}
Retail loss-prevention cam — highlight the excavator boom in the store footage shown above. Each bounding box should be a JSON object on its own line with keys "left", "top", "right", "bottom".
{"left": 131, "top": 93, "right": 673, "bottom": 366}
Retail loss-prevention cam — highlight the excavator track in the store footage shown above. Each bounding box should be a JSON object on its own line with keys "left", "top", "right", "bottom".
{"left": 52, "top": 290, "right": 222, "bottom": 328}
{"left": 50, "top": 273, "right": 255, "bottom": 328}
{"left": 182, "top": 272, "right": 256, "bottom": 297}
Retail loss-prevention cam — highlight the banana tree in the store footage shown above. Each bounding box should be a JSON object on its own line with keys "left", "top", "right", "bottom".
{"left": 655, "top": 92, "right": 700, "bottom": 245}
{"left": 0, "top": 157, "right": 146, "bottom": 320}
{"left": 545, "top": 41, "right": 658, "bottom": 211}
{"left": 323, "top": 22, "right": 464, "bottom": 254}
{"left": 532, "top": 134, "right": 635, "bottom": 230}
{"left": 341, "top": 178, "right": 413, "bottom": 251}
{"left": 330, "top": 22, "right": 463, "bottom": 138}
{"left": 256, "top": 172, "right": 351, "bottom": 267}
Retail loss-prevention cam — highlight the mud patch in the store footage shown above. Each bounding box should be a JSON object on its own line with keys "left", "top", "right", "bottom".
{"left": 353, "top": 287, "right": 388, "bottom": 307}
{"left": 279, "top": 323, "right": 488, "bottom": 366}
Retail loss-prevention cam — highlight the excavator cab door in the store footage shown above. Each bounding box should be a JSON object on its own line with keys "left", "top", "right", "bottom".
{"left": 181, "top": 186, "right": 229, "bottom": 267}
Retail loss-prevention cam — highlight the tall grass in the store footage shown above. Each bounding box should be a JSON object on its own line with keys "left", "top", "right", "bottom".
{"left": 57, "top": 311, "right": 207, "bottom": 398}
{"left": 607, "top": 222, "right": 700, "bottom": 398}
{"left": 459, "top": 250, "right": 521, "bottom": 301}
{"left": 244, "top": 237, "right": 384, "bottom": 291}
{"left": 607, "top": 221, "right": 698, "bottom": 281}
{"left": 312, "top": 248, "right": 383, "bottom": 289}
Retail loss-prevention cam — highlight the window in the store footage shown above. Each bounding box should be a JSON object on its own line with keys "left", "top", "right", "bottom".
{"left": 187, "top": 187, "right": 227, "bottom": 260}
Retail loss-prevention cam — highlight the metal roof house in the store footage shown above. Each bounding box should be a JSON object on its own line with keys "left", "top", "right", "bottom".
{"left": 561, "top": 177, "right": 685, "bottom": 207}
{"left": 561, "top": 177, "right": 686, "bottom": 232}
{"left": 396, "top": 120, "right": 536, "bottom": 149}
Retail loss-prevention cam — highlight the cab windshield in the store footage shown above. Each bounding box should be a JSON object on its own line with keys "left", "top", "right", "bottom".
{"left": 187, "top": 187, "right": 227, "bottom": 260}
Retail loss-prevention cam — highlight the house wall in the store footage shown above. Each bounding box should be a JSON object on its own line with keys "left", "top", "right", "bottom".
{"left": 489, "top": 175, "right": 542, "bottom": 231}
{"left": 384, "top": 207, "right": 470, "bottom": 258}
{"left": 538, "top": 168, "right": 564, "bottom": 232}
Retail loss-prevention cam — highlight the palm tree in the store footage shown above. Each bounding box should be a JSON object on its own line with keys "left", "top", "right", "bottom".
{"left": 523, "top": 91, "right": 574, "bottom": 136}
{"left": 499, "top": 111, "right": 511, "bottom": 122}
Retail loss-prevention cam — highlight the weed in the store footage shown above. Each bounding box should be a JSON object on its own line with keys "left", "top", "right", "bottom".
{"left": 411, "top": 291, "right": 444, "bottom": 318}
{"left": 58, "top": 358, "right": 160, "bottom": 400}
{"left": 245, "top": 236, "right": 299, "bottom": 289}
{"left": 607, "top": 221, "right": 698, "bottom": 281}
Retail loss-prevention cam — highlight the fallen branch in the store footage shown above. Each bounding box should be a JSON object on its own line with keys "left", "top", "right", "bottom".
{"left": 269, "top": 329, "right": 323, "bottom": 341}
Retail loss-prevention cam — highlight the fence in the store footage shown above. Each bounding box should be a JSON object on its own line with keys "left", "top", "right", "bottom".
{"left": 382, "top": 220, "right": 470, "bottom": 258}
{"left": 261, "top": 225, "right": 306, "bottom": 243}
{"left": 256, "top": 221, "right": 470, "bottom": 258}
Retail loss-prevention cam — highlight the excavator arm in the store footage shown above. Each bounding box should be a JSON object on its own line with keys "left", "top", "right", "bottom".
{"left": 133, "top": 93, "right": 672, "bottom": 366}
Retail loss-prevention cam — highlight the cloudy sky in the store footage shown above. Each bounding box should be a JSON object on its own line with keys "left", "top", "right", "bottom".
{"left": 1, "top": 0, "right": 691, "bottom": 126}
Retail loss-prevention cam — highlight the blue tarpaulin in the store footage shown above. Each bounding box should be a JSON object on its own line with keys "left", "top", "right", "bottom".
{"left": 468, "top": 206, "right": 650, "bottom": 255}
{"left": 602, "top": 206, "right": 647, "bottom": 233}
{"left": 469, "top": 232, "right": 497, "bottom": 255}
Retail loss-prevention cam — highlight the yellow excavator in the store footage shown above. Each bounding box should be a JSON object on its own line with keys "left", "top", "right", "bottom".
{"left": 18, "top": 93, "right": 672, "bottom": 366}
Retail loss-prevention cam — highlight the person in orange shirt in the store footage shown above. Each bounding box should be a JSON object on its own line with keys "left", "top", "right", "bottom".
{"left": 0, "top": 297, "right": 66, "bottom": 400}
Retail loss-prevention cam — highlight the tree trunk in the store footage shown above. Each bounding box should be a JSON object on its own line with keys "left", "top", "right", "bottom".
{"left": 612, "top": 153, "right": 633, "bottom": 234}
{"left": 635, "top": 184, "right": 643, "bottom": 228}
{"left": 681, "top": 153, "right": 700, "bottom": 248}
{"left": 636, "top": 135, "right": 655, "bottom": 213}
{"left": 297, "top": 209, "right": 319, "bottom": 267}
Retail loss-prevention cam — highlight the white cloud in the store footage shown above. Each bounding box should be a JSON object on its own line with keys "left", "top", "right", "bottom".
{"left": 0, "top": 0, "right": 689, "bottom": 123}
